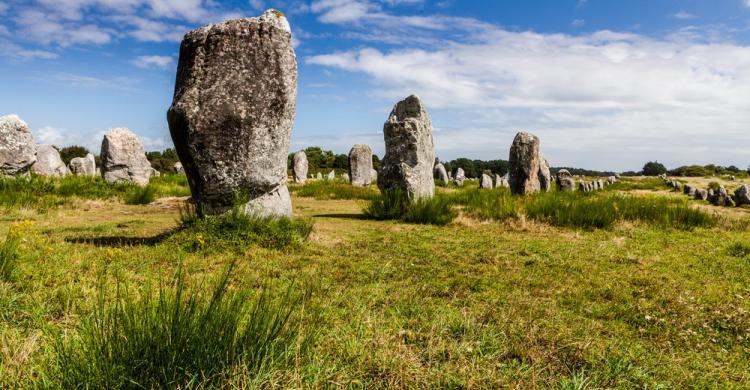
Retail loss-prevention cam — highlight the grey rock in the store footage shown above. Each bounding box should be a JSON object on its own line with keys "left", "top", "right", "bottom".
{"left": 508, "top": 132, "right": 541, "bottom": 195}
{"left": 694, "top": 188, "right": 708, "bottom": 201}
{"left": 454, "top": 168, "right": 465, "bottom": 186}
{"left": 685, "top": 185, "right": 696, "bottom": 198}
{"left": 174, "top": 161, "right": 184, "bottom": 174}
{"left": 348, "top": 144, "right": 373, "bottom": 187}
{"left": 607, "top": 176, "right": 617, "bottom": 185}
{"left": 342, "top": 173, "right": 349, "bottom": 181}
{"left": 735, "top": 185, "right": 750, "bottom": 205}
{"left": 673, "top": 182, "right": 683, "bottom": 191}
{"left": 100, "top": 128, "right": 153, "bottom": 186}
{"left": 433, "top": 163, "right": 449, "bottom": 183}
{"left": 377, "top": 95, "right": 435, "bottom": 200}
{"left": 538, "top": 154, "right": 551, "bottom": 192}
{"left": 166, "top": 10, "right": 296, "bottom": 217}
{"left": 327, "top": 170, "right": 335, "bottom": 180}
{"left": 32, "top": 144, "right": 68, "bottom": 177}
{"left": 480, "top": 173, "right": 493, "bottom": 189}
{"left": 150, "top": 167, "right": 161, "bottom": 177}
{"left": 556, "top": 169, "right": 576, "bottom": 192}
{"left": 711, "top": 185, "right": 734, "bottom": 207}
{"left": 292, "top": 151, "right": 308, "bottom": 184}
{"left": 69, "top": 153, "right": 96, "bottom": 177}
{"left": 0, "top": 115, "right": 36, "bottom": 176}
{"left": 371, "top": 168, "right": 378, "bottom": 183}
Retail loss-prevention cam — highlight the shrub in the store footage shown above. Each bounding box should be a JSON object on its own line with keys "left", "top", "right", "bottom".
{"left": 642, "top": 161, "right": 667, "bottom": 176}
{"left": 727, "top": 243, "right": 750, "bottom": 258}
{"left": 364, "top": 189, "right": 457, "bottom": 225}
{"left": 51, "top": 264, "right": 307, "bottom": 388}
{"left": 124, "top": 184, "right": 157, "bottom": 205}
{"left": 177, "top": 206, "right": 313, "bottom": 251}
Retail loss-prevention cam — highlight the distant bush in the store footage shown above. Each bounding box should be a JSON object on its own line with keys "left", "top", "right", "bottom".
{"left": 177, "top": 206, "right": 313, "bottom": 251}
{"left": 293, "top": 179, "right": 377, "bottom": 201}
{"left": 642, "top": 161, "right": 668, "bottom": 176}
{"left": 51, "top": 264, "right": 307, "bottom": 388}
{"left": 364, "top": 189, "right": 456, "bottom": 225}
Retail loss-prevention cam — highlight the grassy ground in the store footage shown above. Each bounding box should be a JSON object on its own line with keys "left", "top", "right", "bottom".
{"left": 1, "top": 177, "right": 750, "bottom": 388}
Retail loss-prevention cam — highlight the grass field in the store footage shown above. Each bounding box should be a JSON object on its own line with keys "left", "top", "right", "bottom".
{"left": 2, "top": 175, "right": 750, "bottom": 388}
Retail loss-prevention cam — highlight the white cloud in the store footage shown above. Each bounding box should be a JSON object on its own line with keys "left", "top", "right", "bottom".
{"left": 48, "top": 72, "right": 141, "bottom": 92}
{"left": 248, "top": 0, "right": 265, "bottom": 11}
{"left": 571, "top": 19, "right": 585, "bottom": 28}
{"left": 16, "top": 10, "right": 112, "bottom": 46}
{"left": 36, "top": 126, "right": 66, "bottom": 145}
{"left": 131, "top": 55, "right": 174, "bottom": 69}
{"left": 673, "top": 11, "right": 697, "bottom": 20}
{"left": 308, "top": 28, "right": 750, "bottom": 170}
{"left": 745, "top": 0, "right": 750, "bottom": 7}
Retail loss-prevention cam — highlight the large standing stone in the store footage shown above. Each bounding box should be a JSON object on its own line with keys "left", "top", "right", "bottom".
{"left": 100, "top": 128, "right": 153, "bottom": 186}
{"left": 69, "top": 153, "right": 96, "bottom": 177}
{"left": 166, "top": 10, "right": 296, "bottom": 217}
{"left": 433, "top": 163, "right": 448, "bottom": 183}
{"left": 454, "top": 168, "right": 465, "bottom": 187}
{"left": 32, "top": 144, "right": 68, "bottom": 177}
{"left": 734, "top": 185, "right": 750, "bottom": 205}
{"left": 494, "top": 174, "right": 503, "bottom": 188}
{"left": 694, "top": 188, "right": 708, "bottom": 201}
{"left": 480, "top": 173, "right": 493, "bottom": 189}
{"left": 0, "top": 115, "right": 36, "bottom": 176}
{"left": 556, "top": 169, "right": 576, "bottom": 192}
{"left": 292, "top": 151, "right": 308, "bottom": 184}
{"left": 348, "top": 144, "right": 373, "bottom": 187}
{"left": 377, "top": 95, "right": 435, "bottom": 200}
{"left": 538, "top": 154, "right": 551, "bottom": 192}
{"left": 508, "top": 132, "right": 541, "bottom": 195}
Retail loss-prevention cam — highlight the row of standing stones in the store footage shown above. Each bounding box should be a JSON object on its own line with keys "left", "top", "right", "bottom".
{"left": 0, "top": 114, "right": 163, "bottom": 184}
{"left": 1, "top": 9, "right": 619, "bottom": 219}
{"left": 663, "top": 175, "right": 750, "bottom": 207}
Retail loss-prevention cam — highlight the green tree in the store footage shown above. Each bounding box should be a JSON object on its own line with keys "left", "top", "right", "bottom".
{"left": 642, "top": 161, "right": 667, "bottom": 176}
{"left": 58, "top": 146, "right": 89, "bottom": 165}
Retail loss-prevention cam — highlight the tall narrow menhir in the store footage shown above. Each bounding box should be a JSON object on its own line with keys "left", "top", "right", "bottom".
{"left": 167, "top": 10, "right": 297, "bottom": 217}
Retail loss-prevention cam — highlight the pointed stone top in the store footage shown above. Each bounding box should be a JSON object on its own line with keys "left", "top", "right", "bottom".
{"left": 0, "top": 114, "right": 28, "bottom": 130}
{"left": 187, "top": 9, "right": 291, "bottom": 40}
{"left": 389, "top": 95, "right": 429, "bottom": 122}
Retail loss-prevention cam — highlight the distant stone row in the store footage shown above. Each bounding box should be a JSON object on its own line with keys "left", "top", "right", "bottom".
{"left": 665, "top": 177, "right": 750, "bottom": 207}
{"left": 0, "top": 115, "right": 162, "bottom": 185}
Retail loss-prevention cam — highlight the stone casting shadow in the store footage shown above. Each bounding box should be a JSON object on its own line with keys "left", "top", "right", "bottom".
{"left": 312, "top": 213, "right": 369, "bottom": 220}
{"left": 65, "top": 228, "right": 180, "bottom": 248}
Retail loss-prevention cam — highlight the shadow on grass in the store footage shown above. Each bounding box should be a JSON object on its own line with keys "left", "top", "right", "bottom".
{"left": 65, "top": 228, "right": 181, "bottom": 247}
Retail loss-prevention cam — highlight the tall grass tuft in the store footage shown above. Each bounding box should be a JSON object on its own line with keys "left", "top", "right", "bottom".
{"left": 52, "top": 264, "right": 308, "bottom": 388}
{"left": 364, "top": 189, "right": 457, "bottom": 225}
{"left": 293, "top": 179, "right": 377, "bottom": 201}
{"left": 177, "top": 205, "right": 314, "bottom": 251}
{"left": 450, "top": 188, "right": 519, "bottom": 221}
{"left": 124, "top": 184, "right": 157, "bottom": 205}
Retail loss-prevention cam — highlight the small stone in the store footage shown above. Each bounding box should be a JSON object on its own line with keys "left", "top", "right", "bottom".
{"left": 69, "top": 153, "right": 96, "bottom": 176}
{"left": 480, "top": 173, "right": 493, "bottom": 189}
{"left": 454, "top": 168, "right": 465, "bottom": 187}
{"left": 348, "top": 144, "right": 373, "bottom": 187}
{"left": 100, "top": 128, "right": 153, "bottom": 186}
{"left": 32, "top": 144, "right": 68, "bottom": 177}
{"left": 174, "top": 161, "right": 184, "bottom": 173}
{"left": 433, "top": 163, "right": 449, "bottom": 183}
{"left": 734, "top": 185, "right": 750, "bottom": 205}
{"left": 292, "top": 151, "right": 308, "bottom": 184}
{"left": 556, "top": 169, "right": 576, "bottom": 192}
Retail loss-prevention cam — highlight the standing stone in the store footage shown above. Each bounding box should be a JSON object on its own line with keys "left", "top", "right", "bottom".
{"left": 292, "top": 151, "right": 308, "bottom": 184}
{"left": 100, "top": 128, "right": 153, "bottom": 186}
{"left": 694, "top": 188, "right": 708, "bottom": 201}
{"left": 32, "top": 144, "right": 68, "bottom": 177}
{"left": 0, "top": 115, "right": 36, "bottom": 176}
{"left": 371, "top": 168, "right": 378, "bottom": 183}
{"left": 710, "top": 186, "right": 734, "bottom": 207}
{"left": 348, "top": 144, "right": 373, "bottom": 187}
{"left": 174, "top": 161, "right": 184, "bottom": 173}
{"left": 377, "top": 95, "right": 435, "bottom": 200}
{"left": 326, "top": 170, "right": 335, "bottom": 180}
{"left": 316, "top": 172, "right": 322, "bottom": 180}
{"left": 480, "top": 173, "right": 493, "bottom": 189}
{"left": 734, "top": 185, "right": 750, "bottom": 206}
{"left": 166, "top": 10, "right": 296, "bottom": 217}
{"left": 508, "top": 132, "right": 541, "bottom": 195}
{"left": 454, "top": 168, "right": 466, "bottom": 187}
{"left": 433, "top": 163, "right": 449, "bottom": 183}
{"left": 538, "top": 155, "right": 551, "bottom": 192}
{"left": 597, "top": 179, "right": 604, "bottom": 190}
{"left": 150, "top": 167, "right": 161, "bottom": 177}
{"left": 69, "top": 153, "right": 96, "bottom": 177}
{"left": 556, "top": 169, "right": 576, "bottom": 191}
{"left": 494, "top": 174, "right": 503, "bottom": 188}
{"left": 673, "top": 182, "right": 683, "bottom": 191}
{"left": 607, "top": 176, "right": 617, "bottom": 185}
{"left": 342, "top": 173, "right": 350, "bottom": 181}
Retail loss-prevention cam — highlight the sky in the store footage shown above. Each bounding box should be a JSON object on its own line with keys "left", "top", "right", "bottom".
{"left": 0, "top": 0, "right": 749, "bottom": 172}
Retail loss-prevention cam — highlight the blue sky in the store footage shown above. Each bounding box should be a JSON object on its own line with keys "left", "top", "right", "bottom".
{"left": 0, "top": 0, "right": 749, "bottom": 171}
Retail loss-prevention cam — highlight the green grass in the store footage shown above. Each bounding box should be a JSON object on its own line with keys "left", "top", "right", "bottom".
{"left": 0, "top": 224, "right": 23, "bottom": 282}
{"left": 176, "top": 206, "right": 314, "bottom": 251}
{"left": 605, "top": 177, "right": 668, "bottom": 191}
{"left": 51, "top": 263, "right": 308, "bottom": 389}
{"left": 0, "top": 174, "right": 190, "bottom": 211}
{"left": 292, "top": 179, "right": 377, "bottom": 200}
{"left": 364, "top": 189, "right": 457, "bottom": 225}
{"left": 450, "top": 187, "right": 519, "bottom": 221}
{"left": 727, "top": 242, "right": 750, "bottom": 258}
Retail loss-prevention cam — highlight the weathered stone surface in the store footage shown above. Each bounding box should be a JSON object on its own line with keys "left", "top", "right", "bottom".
{"left": 326, "top": 170, "right": 335, "bottom": 180}
{"left": 494, "top": 174, "right": 503, "bottom": 188}
{"left": 292, "top": 151, "right": 308, "bottom": 184}
{"left": 433, "top": 163, "right": 448, "bottom": 183}
{"left": 685, "top": 185, "right": 696, "bottom": 198}
{"left": 508, "top": 132, "right": 541, "bottom": 195}
{"left": 607, "top": 176, "right": 617, "bottom": 185}
{"left": 0, "top": 115, "right": 36, "bottom": 175}
{"left": 556, "top": 169, "right": 576, "bottom": 192}
{"left": 167, "top": 10, "right": 296, "bottom": 217}
{"left": 710, "top": 185, "right": 734, "bottom": 207}
{"left": 174, "top": 161, "right": 184, "bottom": 173}
{"left": 694, "top": 188, "right": 708, "bottom": 201}
{"left": 316, "top": 172, "right": 322, "bottom": 180}
{"left": 150, "top": 167, "right": 161, "bottom": 177}
{"left": 32, "top": 144, "right": 68, "bottom": 177}
{"left": 538, "top": 154, "right": 551, "bottom": 192}
{"left": 454, "top": 168, "right": 465, "bottom": 186}
{"left": 371, "top": 168, "right": 378, "bottom": 183}
{"left": 673, "top": 181, "right": 683, "bottom": 191}
{"left": 734, "top": 185, "right": 750, "bottom": 205}
{"left": 69, "top": 153, "right": 96, "bottom": 176}
{"left": 348, "top": 144, "right": 373, "bottom": 187}
{"left": 480, "top": 173, "right": 493, "bottom": 189}
{"left": 377, "top": 95, "right": 435, "bottom": 200}
{"left": 100, "top": 128, "right": 153, "bottom": 186}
